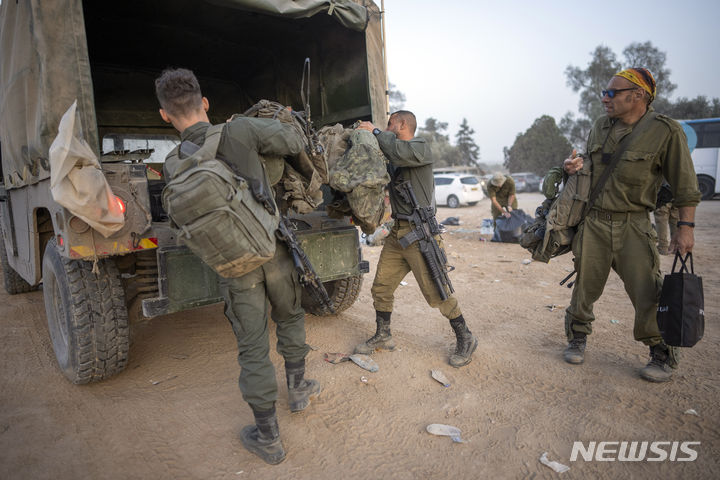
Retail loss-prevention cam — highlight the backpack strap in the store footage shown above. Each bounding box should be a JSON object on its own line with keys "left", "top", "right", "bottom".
{"left": 169, "top": 124, "right": 226, "bottom": 179}
{"left": 583, "top": 111, "right": 657, "bottom": 216}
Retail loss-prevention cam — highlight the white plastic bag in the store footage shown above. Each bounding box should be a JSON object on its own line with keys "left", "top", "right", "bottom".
{"left": 49, "top": 101, "right": 124, "bottom": 238}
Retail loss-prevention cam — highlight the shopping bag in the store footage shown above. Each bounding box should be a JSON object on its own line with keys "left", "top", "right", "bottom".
{"left": 657, "top": 252, "right": 704, "bottom": 347}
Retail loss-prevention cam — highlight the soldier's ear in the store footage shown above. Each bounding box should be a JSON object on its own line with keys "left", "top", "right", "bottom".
{"left": 202, "top": 97, "right": 209, "bottom": 112}
{"left": 159, "top": 108, "right": 171, "bottom": 123}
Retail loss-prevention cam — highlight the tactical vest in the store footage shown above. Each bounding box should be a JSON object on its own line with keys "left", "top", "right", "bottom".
{"left": 162, "top": 124, "right": 279, "bottom": 278}
{"left": 520, "top": 160, "right": 591, "bottom": 263}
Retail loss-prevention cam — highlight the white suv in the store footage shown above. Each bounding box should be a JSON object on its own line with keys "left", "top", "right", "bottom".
{"left": 433, "top": 174, "right": 484, "bottom": 208}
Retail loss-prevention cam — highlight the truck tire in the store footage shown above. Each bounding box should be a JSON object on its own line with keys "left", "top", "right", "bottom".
{"left": 0, "top": 225, "right": 38, "bottom": 294}
{"left": 303, "top": 274, "right": 363, "bottom": 316}
{"left": 42, "top": 238, "right": 129, "bottom": 384}
{"left": 698, "top": 175, "right": 715, "bottom": 201}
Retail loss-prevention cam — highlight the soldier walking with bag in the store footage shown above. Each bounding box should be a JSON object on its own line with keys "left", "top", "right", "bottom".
{"left": 155, "top": 68, "right": 320, "bottom": 465}
{"left": 355, "top": 111, "right": 478, "bottom": 368}
{"left": 562, "top": 68, "right": 701, "bottom": 382}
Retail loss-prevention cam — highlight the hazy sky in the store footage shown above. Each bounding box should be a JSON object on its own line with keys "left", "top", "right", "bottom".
{"left": 383, "top": 0, "right": 720, "bottom": 166}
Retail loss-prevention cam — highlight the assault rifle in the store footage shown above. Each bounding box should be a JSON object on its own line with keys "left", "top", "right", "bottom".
{"left": 394, "top": 180, "right": 455, "bottom": 300}
{"left": 276, "top": 217, "right": 336, "bottom": 315}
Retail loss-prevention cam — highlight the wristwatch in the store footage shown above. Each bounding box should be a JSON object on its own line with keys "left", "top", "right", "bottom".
{"left": 372, "top": 128, "right": 381, "bottom": 136}
{"left": 677, "top": 221, "right": 695, "bottom": 228}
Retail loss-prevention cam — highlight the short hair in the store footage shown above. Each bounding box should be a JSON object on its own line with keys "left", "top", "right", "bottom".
{"left": 390, "top": 110, "right": 417, "bottom": 136}
{"left": 154, "top": 68, "right": 204, "bottom": 117}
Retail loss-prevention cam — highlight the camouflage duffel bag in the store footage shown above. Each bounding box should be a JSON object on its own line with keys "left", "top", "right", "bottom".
{"left": 162, "top": 124, "right": 278, "bottom": 278}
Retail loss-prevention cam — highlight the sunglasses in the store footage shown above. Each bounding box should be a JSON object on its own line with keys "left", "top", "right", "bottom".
{"left": 601, "top": 88, "right": 637, "bottom": 98}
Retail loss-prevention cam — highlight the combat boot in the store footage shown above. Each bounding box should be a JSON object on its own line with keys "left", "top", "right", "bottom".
{"left": 354, "top": 311, "right": 395, "bottom": 354}
{"left": 285, "top": 359, "right": 322, "bottom": 413}
{"left": 448, "top": 316, "right": 478, "bottom": 368}
{"left": 241, "top": 405, "right": 286, "bottom": 465}
{"left": 563, "top": 333, "right": 586, "bottom": 364}
{"left": 640, "top": 343, "right": 677, "bottom": 383}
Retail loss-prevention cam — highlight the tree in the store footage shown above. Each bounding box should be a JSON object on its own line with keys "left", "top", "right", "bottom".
{"left": 564, "top": 45, "right": 621, "bottom": 122}
{"left": 417, "top": 117, "right": 459, "bottom": 167}
{"left": 657, "top": 96, "right": 720, "bottom": 119}
{"left": 504, "top": 115, "right": 572, "bottom": 174}
{"left": 622, "top": 41, "right": 676, "bottom": 98}
{"left": 562, "top": 41, "right": 720, "bottom": 143}
{"left": 454, "top": 118, "right": 480, "bottom": 167}
{"left": 419, "top": 117, "right": 449, "bottom": 142}
{"left": 388, "top": 82, "right": 406, "bottom": 113}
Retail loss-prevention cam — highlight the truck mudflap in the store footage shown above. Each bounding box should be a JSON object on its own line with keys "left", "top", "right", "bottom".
{"left": 141, "top": 224, "right": 368, "bottom": 318}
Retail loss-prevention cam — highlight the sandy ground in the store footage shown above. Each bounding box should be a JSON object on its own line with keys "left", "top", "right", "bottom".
{"left": 1, "top": 192, "right": 718, "bottom": 480}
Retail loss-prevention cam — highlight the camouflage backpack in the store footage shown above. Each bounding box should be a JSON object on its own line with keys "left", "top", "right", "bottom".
{"left": 162, "top": 124, "right": 279, "bottom": 278}
{"left": 520, "top": 160, "right": 591, "bottom": 263}
{"left": 326, "top": 128, "right": 390, "bottom": 234}
{"left": 242, "top": 100, "right": 326, "bottom": 214}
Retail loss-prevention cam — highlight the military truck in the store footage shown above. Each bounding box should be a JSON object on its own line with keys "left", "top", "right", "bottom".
{"left": 0, "top": 0, "right": 388, "bottom": 384}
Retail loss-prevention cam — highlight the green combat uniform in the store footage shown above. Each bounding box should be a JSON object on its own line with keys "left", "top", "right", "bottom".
{"left": 166, "top": 119, "right": 309, "bottom": 411}
{"left": 487, "top": 176, "right": 518, "bottom": 219}
{"left": 654, "top": 202, "right": 679, "bottom": 254}
{"left": 371, "top": 131, "right": 461, "bottom": 319}
{"left": 565, "top": 108, "right": 701, "bottom": 346}
{"left": 355, "top": 126, "right": 477, "bottom": 368}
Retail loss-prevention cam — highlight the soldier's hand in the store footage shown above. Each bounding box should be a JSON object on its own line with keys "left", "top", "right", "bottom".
{"left": 357, "top": 121, "right": 376, "bottom": 132}
{"left": 563, "top": 149, "right": 583, "bottom": 175}
{"left": 670, "top": 226, "right": 694, "bottom": 255}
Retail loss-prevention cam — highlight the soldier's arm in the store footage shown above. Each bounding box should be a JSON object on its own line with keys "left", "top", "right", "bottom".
{"left": 230, "top": 117, "right": 304, "bottom": 157}
{"left": 376, "top": 131, "right": 432, "bottom": 168}
{"left": 661, "top": 122, "right": 700, "bottom": 254}
{"left": 661, "top": 122, "right": 701, "bottom": 209}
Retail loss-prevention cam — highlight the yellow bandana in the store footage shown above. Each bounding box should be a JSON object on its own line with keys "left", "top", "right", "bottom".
{"left": 614, "top": 68, "right": 657, "bottom": 101}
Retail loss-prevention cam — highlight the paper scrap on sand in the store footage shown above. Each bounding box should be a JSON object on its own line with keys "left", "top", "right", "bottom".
{"left": 349, "top": 354, "right": 379, "bottom": 372}
{"left": 426, "top": 424, "right": 464, "bottom": 443}
{"left": 431, "top": 369, "right": 451, "bottom": 387}
{"left": 539, "top": 452, "right": 569, "bottom": 473}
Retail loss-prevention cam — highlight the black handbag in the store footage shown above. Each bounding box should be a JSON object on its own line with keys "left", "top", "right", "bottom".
{"left": 657, "top": 252, "right": 704, "bottom": 347}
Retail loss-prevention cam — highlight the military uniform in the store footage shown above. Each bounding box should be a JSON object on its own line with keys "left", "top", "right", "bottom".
{"left": 654, "top": 202, "right": 679, "bottom": 254}
{"left": 565, "top": 108, "right": 701, "bottom": 345}
{"left": 487, "top": 176, "right": 518, "bottom": 219}
{"left": 166, "top": 118, "right": 309, "bottom": 411}
{"left": 370, "top": 131, "right": 461, "bottom": 318}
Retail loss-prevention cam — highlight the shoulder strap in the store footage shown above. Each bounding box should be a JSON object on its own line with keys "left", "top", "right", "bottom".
{"left": 583, "top": 111, "right": 657, "bottom": 215}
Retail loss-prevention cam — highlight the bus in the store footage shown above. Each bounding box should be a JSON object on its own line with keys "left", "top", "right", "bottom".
{"left": 679, "top": 117, "right": 720, "bottom": 200}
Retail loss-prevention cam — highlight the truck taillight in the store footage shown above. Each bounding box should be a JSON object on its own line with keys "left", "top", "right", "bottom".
{"left": 115, "top": 196, "right": 126, "bottom": 215}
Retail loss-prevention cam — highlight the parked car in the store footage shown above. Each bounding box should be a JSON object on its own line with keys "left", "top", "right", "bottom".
{"left": 434, "top": 174, "right": 484, "bottom": 208}
{"left": 511, "top": 172, "right": 543, "bottom": 192}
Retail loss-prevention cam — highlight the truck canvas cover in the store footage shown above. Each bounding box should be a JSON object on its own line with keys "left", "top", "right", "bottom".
{"left": 0, "top": 0, "right": 385, "bottom": 189}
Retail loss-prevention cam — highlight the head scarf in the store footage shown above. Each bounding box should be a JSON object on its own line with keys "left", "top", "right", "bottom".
{"left": 614, "top": 68, "right": 656, "bottom": 102}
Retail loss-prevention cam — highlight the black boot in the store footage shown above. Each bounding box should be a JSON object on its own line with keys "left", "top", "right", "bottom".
{"left": 563, "top": 332, "right": 587, "bottom": 364}
{"left": 640, "top": 343, "right": 677, "bottom": 383}
{"left": 448, "top": 315, "right": 478, "bottom": 368}
{"left": 354, "top": 311, "right": 395, "bottom": 354}
{"left": 285, "top": 359, "right": 322, "bottom": 413}
{"left": 241, "top": 404, "right": 286, "bottom": 465}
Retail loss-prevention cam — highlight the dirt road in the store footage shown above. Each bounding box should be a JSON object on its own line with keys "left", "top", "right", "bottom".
{"left": 1, "top": 193, "right": 718, "bottom": 479}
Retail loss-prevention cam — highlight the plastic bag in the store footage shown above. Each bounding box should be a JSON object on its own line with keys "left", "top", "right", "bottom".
{"left": 49, "top": 101, "right": 124, "bottom": 238}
